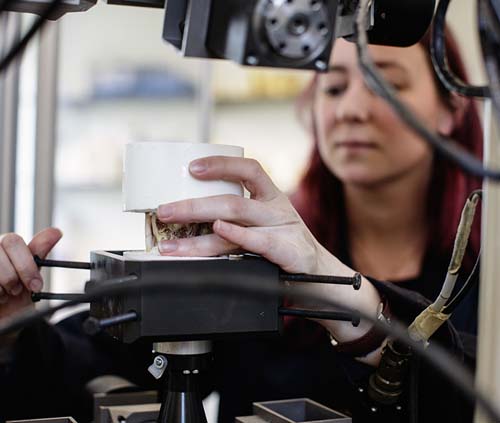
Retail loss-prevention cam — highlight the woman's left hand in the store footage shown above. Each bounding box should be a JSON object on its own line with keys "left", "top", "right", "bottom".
{"left": 156, "top": 156, "right": 323, "bottom": 275}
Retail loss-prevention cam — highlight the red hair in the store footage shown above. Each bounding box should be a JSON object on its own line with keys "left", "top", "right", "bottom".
{"left": 291, "top": 27, "right": 483, "bottom": 273}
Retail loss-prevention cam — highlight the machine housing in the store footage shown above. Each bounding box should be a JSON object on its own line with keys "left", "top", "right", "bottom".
{"left": 88, "top": 251, "right": 283, "bottom": 343}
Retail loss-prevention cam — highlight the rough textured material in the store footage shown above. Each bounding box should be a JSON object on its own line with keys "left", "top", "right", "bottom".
{"left": 145, "top": 212, "right": 212, "bottom": 251}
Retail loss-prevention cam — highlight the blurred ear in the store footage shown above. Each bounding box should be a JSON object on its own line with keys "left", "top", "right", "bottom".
{"left": 437, "top": 93, "right": 467, "bottom": 137}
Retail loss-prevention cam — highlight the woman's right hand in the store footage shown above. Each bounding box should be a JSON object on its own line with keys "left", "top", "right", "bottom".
{"left": 0, "top": 228, "right": 62, "bottom": 321}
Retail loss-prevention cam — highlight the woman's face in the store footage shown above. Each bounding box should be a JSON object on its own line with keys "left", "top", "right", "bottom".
{"left": 314, "top": 39, "right": 454, "bottom": 187}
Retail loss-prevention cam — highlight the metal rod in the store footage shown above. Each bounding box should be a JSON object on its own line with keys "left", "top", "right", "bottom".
{"left": 280, "top": 272, "right": 362, "bottom": 290}
{"left": 83, "top": 311, "right": 139, "bottom": 336}
{"left": 475, "top": 96, "right": 500, "bottom": 423}
{"left": 34, "top": 255, "right": 91, "bottom": 270}
{"left": 0, "top": 12, "right": 21, "bottom": 234}
{"left": 31, "top": 292, "right": 89, "bottom": 302}
{"left": 279, "top": 306, "right": 360, "bottom": 327}
{"left": 197, "top": 60, "right": 214, "bottom": 143}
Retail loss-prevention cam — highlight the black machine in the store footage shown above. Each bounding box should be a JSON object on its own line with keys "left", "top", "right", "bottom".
{"left": 163, "top": 0, "right": 436, "bottom": 70}
{"left": 87, "top": 252, "right": 283, "bottom": 423}
{"left": 28, "top": 252, "right": 361, "bottom": 423}
{"left": 87, "top": 251, "right": 283, "bottom": 343}
{"left": 2, "top": 0, "right": 436, "bottom": 71}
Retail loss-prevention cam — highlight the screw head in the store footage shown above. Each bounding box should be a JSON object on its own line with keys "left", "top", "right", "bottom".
{"left": 358, "top": 387, "right": 364, "bottom": 393}
{"left": 315, "top": 60, "right": 327, "bottom": 71}
{"left": 154, "top": 356, "right": 165, "bottom": 368}
{"left": 371, "top": 407, "right": 377, "bottom": 413}
{"left": 246, "top": 55, "right": 259, "bottom": 66}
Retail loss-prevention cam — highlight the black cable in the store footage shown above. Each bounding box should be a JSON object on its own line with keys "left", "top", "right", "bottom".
{"left": 354, "top": 0, "right": 500, "bottom": 181}
{"left": 478, "top": 0, "right": 500, "bottom": 122}
{"left": 278, "top": 306, "right": 360, "bottom": 326}
{"left": 408, "top": 356, "right": 420, "bottom": 423}
{"left": 0, "top": 271, "right": 499, "bottom": 421}
{"left": 431, "top": 0, "right": 491, "bottom": 98}
{"left": 0, "top": 0, "right": 61, "bottom": 74}
{"left": 0, "top": 0, "right": 12, "bottom": 14}
{"left": 442, "top": 250, "right": 481, "bottom": 314}
{"left": 34, "top": 255, "right": 92, "bottom": 270}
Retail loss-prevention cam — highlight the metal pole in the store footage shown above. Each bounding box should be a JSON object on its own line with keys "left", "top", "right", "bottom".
{"left": 474, "top": 100, "right": 500, "bottom": 423}
{"left": 197, "top": 60, "right": 213, "bottom": 143}
{"left": 0, "top": 13, "right": 22, "bottom": 234}
{"left": 33, "top": 21, "right": 59, "bottom": 234}
{"left": 33, "top": 21, "right": 60, "bottom": 289}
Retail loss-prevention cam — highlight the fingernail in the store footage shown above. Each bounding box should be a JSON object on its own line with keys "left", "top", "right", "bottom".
{"left": 11, "top": 283, "right": 23, "bottom": 296}
{"left": 30, "top": 278, "right": 43, "bottom": 292}
{"left": 189, "top": 160, "right": 207, "bottom": 174}
{"left": 157, "top": 204, "right": 173, "bottom": 219}
{"left": 215, "top": 220, "right": 230, "bottom": 232}
{"left": 159, "top": 240, "right": 178, "bottom": 253}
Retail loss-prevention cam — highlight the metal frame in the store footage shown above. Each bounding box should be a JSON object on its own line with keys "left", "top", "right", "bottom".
{"left": 0, "top": 13, "right": 22, "bottom": 234}
{"left": 33, "top": 21, "right": 59, "bottom": 235}
{"left": 475, "top": 101, "right": 500, "bottom": 423}
{"left": 197, "top": 60, "right": 214, "bottom": 143}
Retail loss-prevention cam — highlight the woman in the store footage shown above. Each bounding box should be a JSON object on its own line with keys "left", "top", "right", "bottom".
{"left": 0, "top": 28, "right": 481, "bottom": 422}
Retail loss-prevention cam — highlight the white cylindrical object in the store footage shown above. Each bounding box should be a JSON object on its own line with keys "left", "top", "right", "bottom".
{"left": 123, "top": 142, "right": 244, "bottom": 212}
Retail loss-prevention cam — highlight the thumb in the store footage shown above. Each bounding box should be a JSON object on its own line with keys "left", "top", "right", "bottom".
{"left": 28, "top": 228, "right": 63, "bottom": 259}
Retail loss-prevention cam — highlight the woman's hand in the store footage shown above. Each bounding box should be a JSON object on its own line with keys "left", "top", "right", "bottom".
{"left": 0, "top": 228, "right": 62, "bottom": 321}
{"left": 157, "top": 156, "right": 383, "bottom": 365}
{"left": 156, "top": 156, "right": 324, "bottom": 275}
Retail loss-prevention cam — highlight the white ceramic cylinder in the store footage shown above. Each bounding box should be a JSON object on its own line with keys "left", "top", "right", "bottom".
{"left": 123, "top": 142, "right": 244, "bottom": 212}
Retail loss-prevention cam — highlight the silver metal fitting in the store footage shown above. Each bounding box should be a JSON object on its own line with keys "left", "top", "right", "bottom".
{"left": 148, "top": 354, "right": 168, "bottom": 379}
{"left": 153, "top": 341, "right": 212, "bottom": 355}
